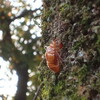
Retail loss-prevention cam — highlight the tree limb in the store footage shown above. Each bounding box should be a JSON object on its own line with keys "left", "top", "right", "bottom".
{"left": 11, "top": 8, "right": 41, "bottom": 22}
{"left": 32, "top": 82, "right": 44, "bottom": 100}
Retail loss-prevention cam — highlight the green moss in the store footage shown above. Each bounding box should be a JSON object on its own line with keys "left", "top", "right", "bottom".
{"left": 59, "top": 3, "right": 71, "bottom": 18}
{"left": 77, "top": 64, "right": 88, "bottom": 82}
{"left": 70, "top": 93, "right": 87, "bottom": 100}
{"left": 96, "top": 34, "right": 100, "bottom": 45}
{"left": 73, "top": 39, "right": 84, "bottom": 50}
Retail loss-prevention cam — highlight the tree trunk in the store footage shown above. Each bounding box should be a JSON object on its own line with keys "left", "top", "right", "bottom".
{"left": 41, "top": 0, "right": 100, "bottom": 100}
{"left": 14, "top": 62, "right": 29, "bottom": 100}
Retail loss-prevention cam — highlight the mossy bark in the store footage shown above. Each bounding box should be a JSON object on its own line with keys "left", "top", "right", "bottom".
{"left": 41, "top": 0, "right": 100, "bottom": 100}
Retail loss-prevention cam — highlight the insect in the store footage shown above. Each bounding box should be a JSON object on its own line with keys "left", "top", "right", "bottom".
{"left": 45, "top": 39, "right": 63, "bottom": 73}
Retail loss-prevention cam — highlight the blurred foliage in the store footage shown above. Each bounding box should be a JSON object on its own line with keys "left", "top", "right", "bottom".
{"left": 0, "top": 0, "right": 43, "bottom": 99}
{"left": 41, "top": 0, "right": 100, "bottom": 100}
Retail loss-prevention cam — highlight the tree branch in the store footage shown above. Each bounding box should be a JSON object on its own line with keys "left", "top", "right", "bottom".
{"left": 11, "top": 8, "right": 41, "bottom": 22}
{"left": 32, "top": 82, "right": 44, "bottom": 100}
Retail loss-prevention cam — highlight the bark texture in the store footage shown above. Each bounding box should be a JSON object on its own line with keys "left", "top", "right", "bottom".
{"left": 41, "top": 0, "right": 100, "bottom": 100}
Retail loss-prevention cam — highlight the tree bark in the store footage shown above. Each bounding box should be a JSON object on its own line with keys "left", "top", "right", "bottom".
{"left": 14, "top": 62, "right": 29, "bottom": 100}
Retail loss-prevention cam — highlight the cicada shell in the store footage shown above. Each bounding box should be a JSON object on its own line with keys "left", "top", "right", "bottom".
{"left": 45, "top": 39, "right": 63, "bottom": 73}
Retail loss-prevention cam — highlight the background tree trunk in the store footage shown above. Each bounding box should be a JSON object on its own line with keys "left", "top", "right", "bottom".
{"left": 15, "top": 62, "right": 29, "bottom": 100}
